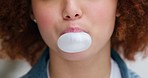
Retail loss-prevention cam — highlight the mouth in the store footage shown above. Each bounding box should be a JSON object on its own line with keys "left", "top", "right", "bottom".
{"left": 61, "top": 27, "right": 87, "bottom": 35}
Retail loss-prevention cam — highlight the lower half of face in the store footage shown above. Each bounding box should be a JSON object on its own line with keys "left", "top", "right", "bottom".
{"left": 32, "top": 0, "right": 117, "bottom": 61}
{"left": 37, "top": 19, "right": 116, "bottom": 61}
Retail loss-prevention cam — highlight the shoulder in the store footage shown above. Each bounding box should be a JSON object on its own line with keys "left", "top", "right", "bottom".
{"left": 111, "top": 49, "right": 141, "bottom": 78}
{"left": 21, "top": 48, "right": 49, "bottom": 78}
{"left": 128, "top": 69, "right": 141, "bottom": 78}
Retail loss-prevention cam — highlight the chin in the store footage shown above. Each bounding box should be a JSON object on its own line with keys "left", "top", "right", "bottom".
{"left": 60, "top": 50, "right": 92, "bottom": 61}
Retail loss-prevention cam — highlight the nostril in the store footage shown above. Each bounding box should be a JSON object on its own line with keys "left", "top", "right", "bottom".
{"left": 63, "top": 13, "right": 81, "bottom": 20}
{"left": 66, "top": 16, "right": 71, "bottom": 18}
{"left": 75, "top": 14, "right": 79, "bottom": 17}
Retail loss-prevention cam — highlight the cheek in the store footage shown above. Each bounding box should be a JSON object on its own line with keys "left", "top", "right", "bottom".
{"left": 32, "top": 6, "right": 60, "bottom": 46}
{"left": 33, "top": 6, "right": 59, "bottom": 39}
{"left": 88, "top": 7, "right": 116, "bottom": 34}
{"left": 88, "top": 5, "right": 116, "bottom": 24}
{"left": 32, "top": 1, "right": 61, "bottom": 29}
{"left": 33, "top": 8, "right": 55, "bottom": 29}
{"left": 83, "top": 0, "right": 117, "bottom": 24}
{"left": 86, "top": 3, "right": 116, "bottom": 44}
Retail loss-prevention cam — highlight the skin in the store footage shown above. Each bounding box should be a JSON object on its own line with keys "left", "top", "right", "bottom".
{"left": 31, "top": 0, "right": 118, "bottom": 78}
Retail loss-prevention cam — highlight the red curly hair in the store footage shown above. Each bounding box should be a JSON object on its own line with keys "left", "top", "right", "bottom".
{"left": 0, "top": 0, "right": 148, "bottom": 65}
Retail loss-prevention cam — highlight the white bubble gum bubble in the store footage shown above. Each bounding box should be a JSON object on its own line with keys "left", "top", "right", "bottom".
{"left": 57, "top": 32, "right": 92, "bottom": 53}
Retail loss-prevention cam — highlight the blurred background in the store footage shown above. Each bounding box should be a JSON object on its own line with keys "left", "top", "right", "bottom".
{"left": 0, "top": 59, "right": 31, "bottom": 78}
{"left": 0, "top": 54, "right": 148, "bottom": 78}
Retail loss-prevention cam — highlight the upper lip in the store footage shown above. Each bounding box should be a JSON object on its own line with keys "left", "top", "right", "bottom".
{"left": 60, "top": 22, "right": 88, "bottom": 35}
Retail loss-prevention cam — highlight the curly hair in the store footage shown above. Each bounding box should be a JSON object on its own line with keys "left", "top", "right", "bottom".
{"left": 0, "top": 0, "right": 148, "bottom": 65}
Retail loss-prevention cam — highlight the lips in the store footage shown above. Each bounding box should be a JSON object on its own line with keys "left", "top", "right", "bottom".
{"left": 62, "top": 27, "right": 86, "bottom": 35}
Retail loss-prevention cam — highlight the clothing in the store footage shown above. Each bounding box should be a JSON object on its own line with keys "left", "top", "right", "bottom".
{"left": 22, "top": 48, "right": 140, "bottom": 78}
{"left": 110, "top": 59, "right": 122, "bottom": 78}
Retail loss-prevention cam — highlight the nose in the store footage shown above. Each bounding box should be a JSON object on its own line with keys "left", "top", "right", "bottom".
{"left": 63, "top": 13, "right": 82, "bottom": 20}
{"left": 62, "top": 1, "right": 82, "bottom": 20}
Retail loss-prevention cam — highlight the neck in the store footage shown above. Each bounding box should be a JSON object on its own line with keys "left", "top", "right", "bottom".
{"left": 49, "top": 46, "right": 111, "bottom": 78}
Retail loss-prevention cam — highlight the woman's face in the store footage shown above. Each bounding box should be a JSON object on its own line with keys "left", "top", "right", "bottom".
{"left": 32, "top": 0, "right": 118, "bottom": 61}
